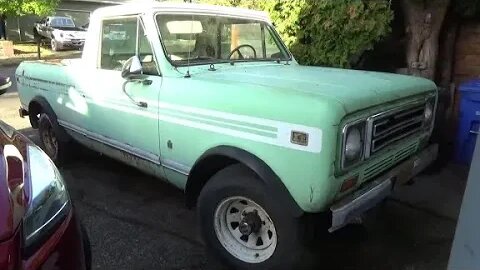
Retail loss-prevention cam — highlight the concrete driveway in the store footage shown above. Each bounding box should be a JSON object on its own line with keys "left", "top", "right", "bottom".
{"left": 0, "top": 64, "right": 466, "bottom": 269}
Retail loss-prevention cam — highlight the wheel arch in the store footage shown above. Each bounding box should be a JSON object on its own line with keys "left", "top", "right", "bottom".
{"left": 185, "top": 145, "right": 304, "bottom": 217}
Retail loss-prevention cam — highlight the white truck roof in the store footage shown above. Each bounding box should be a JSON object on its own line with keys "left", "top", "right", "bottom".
{"left": 92, "top": 2, "right": 270, "bottom": 22}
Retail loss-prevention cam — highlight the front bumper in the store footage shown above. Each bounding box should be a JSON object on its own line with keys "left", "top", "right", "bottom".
{"left": 0, "top": 81, "right": 12, "bottom": 91}
{"left": 58, "top": 39, "right": 84, "bottom": 48}
{"left": 329, "top": 144, "right": 438, "bottom": 232}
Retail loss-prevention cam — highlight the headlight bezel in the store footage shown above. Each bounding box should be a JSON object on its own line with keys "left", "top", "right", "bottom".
{"left": 22, "top": 145, "right": 71, "bottom": 257}
{"left": 340, "top": 120, "right": 367, "bottom": 170}
{"left": 423, "top": 96, "right": 437, "bottom": 130}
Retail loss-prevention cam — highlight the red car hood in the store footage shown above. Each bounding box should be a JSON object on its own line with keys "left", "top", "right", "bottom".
{"left": 0, "top": 120, "right": 30, "bottom": 269}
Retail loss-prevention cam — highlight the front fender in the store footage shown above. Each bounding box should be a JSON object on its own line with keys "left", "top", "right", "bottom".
{"left": 187, "top": 145, "right": 304, "bottom": 217}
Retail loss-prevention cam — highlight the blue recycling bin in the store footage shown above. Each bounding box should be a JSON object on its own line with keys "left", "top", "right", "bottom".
{"left": 455, "top": 79, "right": 480, "bottom": 164}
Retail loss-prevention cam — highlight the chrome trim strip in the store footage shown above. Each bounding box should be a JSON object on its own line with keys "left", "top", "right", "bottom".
{"left": 371, "top": 127, "right": 422, "bottom": 153}
{"left": 373, "top": 115, "right": 424, "bottom": 138}
{"left": 161, "top": 158, "right": 190, "bottom": 176}
{"left": 0, "top": 81, "right": 12, "bottom": 90}
{"left": 58, "top": 120, "right": 160, "bottom": 165}
{"left": 364, "top": 117, "right": 374, "bottom": 159}
{"left": 389, "top": 105, "right": 424, "bottom": 120}
{"left": 26, "top": 201, "right": 68, "bottom": 241}
{"left": 370, "top": 102, "right": 426, "bottom": 153}
{"left": 367, "top": 99, "right": 427, "bottom": 123}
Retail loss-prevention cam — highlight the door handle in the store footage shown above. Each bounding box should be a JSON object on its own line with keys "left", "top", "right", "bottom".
{"left": 470, "top": 130, "right": 480, "bottom": 135}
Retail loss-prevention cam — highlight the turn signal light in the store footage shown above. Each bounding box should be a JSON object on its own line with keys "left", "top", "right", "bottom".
{"left": 340, "top": 175, "right": 358, "bottom": 192}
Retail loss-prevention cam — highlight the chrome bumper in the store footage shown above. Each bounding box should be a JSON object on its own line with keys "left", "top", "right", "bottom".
{"left": 59, "top": 40, "right": 84, "bottom": 47}
{"left": 0, "top": 81, "right": 12, "bottom": 91}
{"left": 329, "top": 144, "right": 438, "bottom": 232}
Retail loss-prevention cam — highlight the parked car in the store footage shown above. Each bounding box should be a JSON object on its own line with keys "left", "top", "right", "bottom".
{"left": 33, "top": 16, "right": 86, "bottom": 51}
{"left": 0, "top": 74, "right": 11, "bottom": 95}
{"left": 17, "top": 3, "right": 438, "bottom": 269}
{"left": 0, "top": 87, "right": 91, "bottom": 269}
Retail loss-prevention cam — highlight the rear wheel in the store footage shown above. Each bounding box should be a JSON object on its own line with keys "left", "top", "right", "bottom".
{"left": 198, "top": 164, "right": 307, "bottom": 270}
{"left": 38, "top": 113, "right": 70, "bottom": 165}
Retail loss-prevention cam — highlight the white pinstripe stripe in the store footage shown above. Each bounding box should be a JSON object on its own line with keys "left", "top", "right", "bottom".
{"left": 82, "top": 98, "right": 323, "bottom": 153}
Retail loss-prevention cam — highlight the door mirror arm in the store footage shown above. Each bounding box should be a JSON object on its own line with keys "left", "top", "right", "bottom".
{"left": 121, "top": 80, "right": 148, "bottom": 108}
{"left": 121, "top": 56, "right": 150, "bottom": 108}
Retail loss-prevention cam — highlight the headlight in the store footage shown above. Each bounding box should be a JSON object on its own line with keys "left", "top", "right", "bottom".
{"left": 23, "top": 145, "right": 70, "bottom": 256}
{"left": 59, "top": 32, "right": 64, "bottom": 38}
{"left": 424, "top": 98, "right": 435, "bottom": 127}
{"left": 342, "top": 122, "right": 366, "bottom": 169}
{"left": 345, "top": 127, "right": 363, "bottom": 160}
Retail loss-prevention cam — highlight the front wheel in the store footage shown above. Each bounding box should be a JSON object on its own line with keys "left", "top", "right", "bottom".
{"left": 51, "top": 39, "right": 60, "bottom": 51}
{"left": 198, "top": 164, "right": 307, "bottom": 270}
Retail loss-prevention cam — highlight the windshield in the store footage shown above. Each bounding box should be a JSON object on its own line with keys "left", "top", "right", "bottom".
{"left": 156, "top": 14, "right": 290, "bottom": 65}
{"left": 50, "top": 17, "right": 75, "bottom": 28}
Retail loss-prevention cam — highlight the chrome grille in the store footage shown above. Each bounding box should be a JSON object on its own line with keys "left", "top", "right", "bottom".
{"left": 369, "top": 104, "right": 425, "bottom": 154}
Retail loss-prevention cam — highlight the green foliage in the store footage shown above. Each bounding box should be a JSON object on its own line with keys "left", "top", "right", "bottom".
{"left": 454, "top": 0, "right": 480, "bottom": 19}
{"left": 201, "top": 0, "right": 267, "bottom": 10}
{"left": 0, "top": 0, "right": 59, "bottom": 16}
{"left": 202, "top": 0, "right": 393, "bottom": 67}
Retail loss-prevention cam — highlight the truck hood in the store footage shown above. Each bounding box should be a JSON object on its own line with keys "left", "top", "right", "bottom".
{"left": 190, "top": 63, "right": 436, "bottom": 114}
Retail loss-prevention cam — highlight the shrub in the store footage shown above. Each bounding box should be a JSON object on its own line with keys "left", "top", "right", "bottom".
{"left": 202, "top": 0, "right": 393, "bottom": 67}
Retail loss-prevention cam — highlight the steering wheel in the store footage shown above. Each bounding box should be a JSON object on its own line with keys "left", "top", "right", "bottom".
{"left": 228, "top": 44, "right": 257, "bottom": 59}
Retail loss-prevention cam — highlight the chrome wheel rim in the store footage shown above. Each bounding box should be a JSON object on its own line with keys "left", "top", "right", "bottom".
{"left": 214, "top": 196, "right": 277, "bottom": 263}
{"left": 51, "top": 40, "right": 56, "bottom": 50}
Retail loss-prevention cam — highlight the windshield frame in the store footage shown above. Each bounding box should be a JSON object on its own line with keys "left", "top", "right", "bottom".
{"left": 153, "top": 12, "right": 292, "bottom": 67}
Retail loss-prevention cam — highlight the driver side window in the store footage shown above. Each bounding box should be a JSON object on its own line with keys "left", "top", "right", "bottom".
{"left": 100, "top": 17, "right": 158, "bottom": 75}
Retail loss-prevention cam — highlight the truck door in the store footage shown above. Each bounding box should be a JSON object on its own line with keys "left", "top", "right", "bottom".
{"left": 82, "top": 16, "right": 163, "bottom": 168}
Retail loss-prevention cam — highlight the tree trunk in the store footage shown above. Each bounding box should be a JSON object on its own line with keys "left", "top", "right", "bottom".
{"left": 438, "top": 19, "right": 459, "bottom": 87}
{"left": 401, "top": 0, "right": 450, "bottom": 81}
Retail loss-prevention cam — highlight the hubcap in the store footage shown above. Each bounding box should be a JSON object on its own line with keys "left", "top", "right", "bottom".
{"left": 214, "top": 196, "right": 277, "bottom": 264}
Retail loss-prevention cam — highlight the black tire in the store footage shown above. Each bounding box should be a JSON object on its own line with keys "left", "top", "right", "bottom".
{"left": 33, "top": 28, "right": 41, "bottom": 42}
{"left": 51, "top": 39, "right": 59, "bottom": 51}
{"left": 198, "top": 164, "right": 307, "bottom": 270}
{"left": 38, "top": 113, "right": 70, "bottom": 165}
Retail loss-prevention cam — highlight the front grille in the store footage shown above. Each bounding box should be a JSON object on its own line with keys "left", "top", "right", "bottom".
{"left": 369, "top": 103, "right": 426, "bottom": 154}
{"left": 363, "top": 140, "right": 419, "bottom": 182}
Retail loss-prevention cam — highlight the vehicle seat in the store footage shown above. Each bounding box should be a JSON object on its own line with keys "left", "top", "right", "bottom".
{"left": 193, "top": 34, "right": 216, "bottom": 58}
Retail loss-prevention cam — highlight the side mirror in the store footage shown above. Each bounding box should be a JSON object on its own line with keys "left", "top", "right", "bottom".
{"left": 121, "top": 55, "right": 144, "bottom": 80}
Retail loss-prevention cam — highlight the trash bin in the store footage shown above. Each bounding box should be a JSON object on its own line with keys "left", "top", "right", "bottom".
{"left": 455, "top": 79, "right": 480, "bottom": 164}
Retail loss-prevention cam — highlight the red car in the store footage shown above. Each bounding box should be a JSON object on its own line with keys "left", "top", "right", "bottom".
{"left": 0, "top": 84, "right": 90, "bottom": 269}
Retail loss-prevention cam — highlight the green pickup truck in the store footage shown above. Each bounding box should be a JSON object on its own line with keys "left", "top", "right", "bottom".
{"left": 16, "top": 2, "right": 438, "bottom": 269}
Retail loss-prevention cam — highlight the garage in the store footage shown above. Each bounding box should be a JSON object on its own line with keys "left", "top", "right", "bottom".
{"left": 5, "top": 0, "right": 127, "bottom": 42}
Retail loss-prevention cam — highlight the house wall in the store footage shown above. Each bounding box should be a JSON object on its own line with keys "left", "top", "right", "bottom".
{"left": 454, "top": 21, "right": 480, "bottom": 86}
{"left": 4, "top": 1, "right": 117, "bottom": 42}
